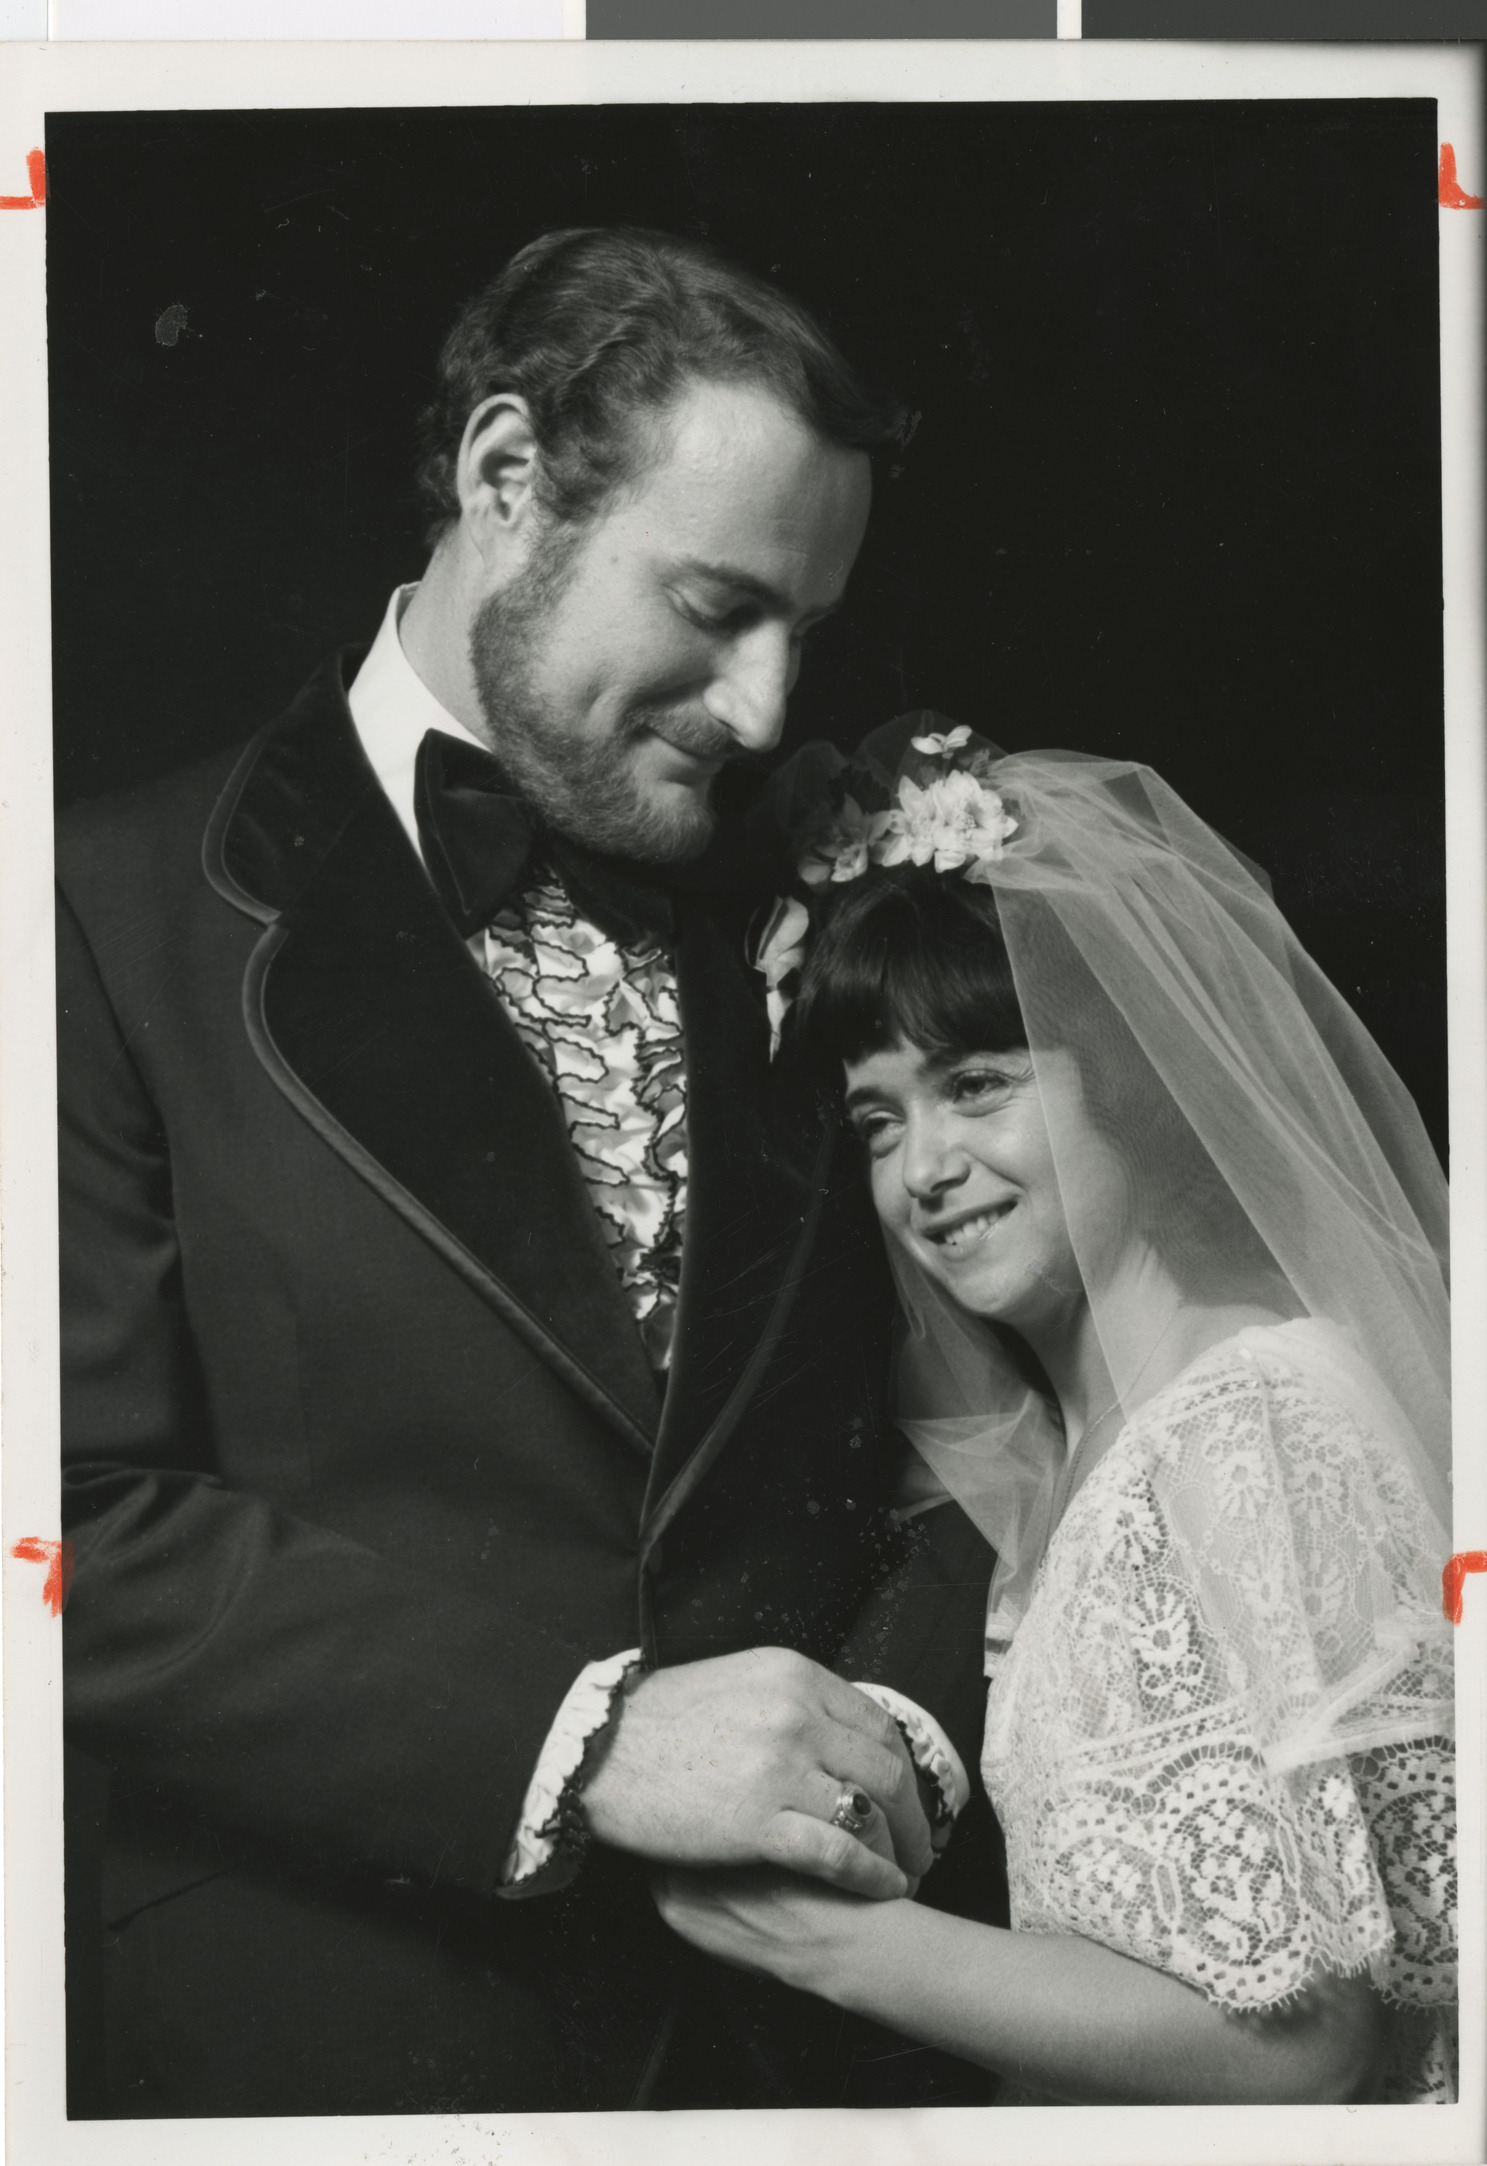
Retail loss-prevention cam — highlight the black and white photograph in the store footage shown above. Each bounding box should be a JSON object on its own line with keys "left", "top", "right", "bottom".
{"left": 1, "top": 35, "right": 1482, "bottom": 2166}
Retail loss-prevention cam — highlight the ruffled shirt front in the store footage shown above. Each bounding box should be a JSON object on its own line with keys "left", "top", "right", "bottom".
{"left": 982, "top": 1320, "right": 1456, "bottom": 2103}
{"left": 480, "top": 881, "right": 686, "bottom": 1372}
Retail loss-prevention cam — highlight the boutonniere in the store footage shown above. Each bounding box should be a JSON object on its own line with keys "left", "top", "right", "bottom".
{"left": 754, "top": 894, "right": 811, "bottom": 1059}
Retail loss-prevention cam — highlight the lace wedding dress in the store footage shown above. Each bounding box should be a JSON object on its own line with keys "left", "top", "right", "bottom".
{"left": 980, "top": 1319, "right": 1457, "bottom": 2104}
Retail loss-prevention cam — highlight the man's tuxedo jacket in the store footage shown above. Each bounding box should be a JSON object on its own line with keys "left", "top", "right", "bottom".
{"left": 57, "top": 656, "right": 996, "bottom": 2115}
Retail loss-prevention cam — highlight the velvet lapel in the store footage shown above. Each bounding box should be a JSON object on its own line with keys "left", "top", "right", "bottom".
{"left": 641, "top": 893, "right": 836, "bottom": 1545}
{"left": 203, "top": 654, "right": 660, "bottom": 1456}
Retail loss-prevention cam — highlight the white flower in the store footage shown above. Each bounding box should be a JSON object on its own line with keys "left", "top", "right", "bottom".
{"left": 754, "top": 894, "right": 811, "bottom": 1058}
{"left": 798, "top": 796, "right": 885, "bottom": 887}
{"left": 878, "top": 770, "right": 1018, "bottom": 876}
{"left": 910, "top": 725, "right": 972, "bottom": 758}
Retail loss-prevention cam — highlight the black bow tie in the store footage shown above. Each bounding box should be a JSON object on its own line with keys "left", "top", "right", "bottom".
{"left": 413, "top": 729, "right": 677, "bottom": 950}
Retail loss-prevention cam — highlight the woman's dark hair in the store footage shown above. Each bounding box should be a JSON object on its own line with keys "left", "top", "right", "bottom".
{"left": 415, "top": 226, "right": 909, "bottom": 542}
{"left": 791, "top": 867, "right": 1026, "bottom": 1072}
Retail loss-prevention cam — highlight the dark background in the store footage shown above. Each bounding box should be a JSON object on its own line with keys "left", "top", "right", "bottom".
{"left": 48, "top": 97, "right": 1447, "bottom": 2111}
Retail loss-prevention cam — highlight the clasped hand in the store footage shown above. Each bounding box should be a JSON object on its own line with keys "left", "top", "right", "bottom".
{"left": 581, "top": 1646, "right": 930, "bottom": 1897}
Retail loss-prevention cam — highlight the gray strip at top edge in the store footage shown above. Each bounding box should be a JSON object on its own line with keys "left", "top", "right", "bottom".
{"left": 1084, "top": 0, "right": 1486, "bottom": 37}
{"left": 588, "top": 0, "right": 1056, "bottom": 38}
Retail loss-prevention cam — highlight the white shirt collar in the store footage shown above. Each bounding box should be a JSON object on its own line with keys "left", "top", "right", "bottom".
{"left": 346, "top": 583, "right": 488, "bottom": 859}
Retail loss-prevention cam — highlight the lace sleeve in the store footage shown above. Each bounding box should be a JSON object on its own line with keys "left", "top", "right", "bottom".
{"left": 984, "top": 1329, "right": 1456, "bottom": 2033}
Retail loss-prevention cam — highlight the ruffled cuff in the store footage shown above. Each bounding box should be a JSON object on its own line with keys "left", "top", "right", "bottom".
{"left": 499, "top": 1648, "right": 642, "bottom": 1898}
{"left": 851, "top": 1680, "right": 971, "bottom": 1845}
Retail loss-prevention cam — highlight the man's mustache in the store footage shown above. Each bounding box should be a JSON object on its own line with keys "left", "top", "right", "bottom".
{"left": 628, "top": 705, "right": 758, "bottom": 765}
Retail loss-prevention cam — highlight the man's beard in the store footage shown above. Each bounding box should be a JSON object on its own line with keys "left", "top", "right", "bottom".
{"left": 468, "top": 540, "right": 730, "bottom": 865}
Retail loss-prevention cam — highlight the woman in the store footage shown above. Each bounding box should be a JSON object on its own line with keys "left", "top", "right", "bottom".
{"left": 655, "top": 720, "right": 1456, "bottom": 2105}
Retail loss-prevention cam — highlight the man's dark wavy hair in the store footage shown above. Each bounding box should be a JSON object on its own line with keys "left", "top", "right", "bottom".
{"left": 414, "top": 226, "right": 909, "bottom": 543}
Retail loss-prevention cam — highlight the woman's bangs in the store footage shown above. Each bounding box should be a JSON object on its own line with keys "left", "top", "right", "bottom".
{"left": 795, "top": 876, "right": 1025, "bottom": 1068}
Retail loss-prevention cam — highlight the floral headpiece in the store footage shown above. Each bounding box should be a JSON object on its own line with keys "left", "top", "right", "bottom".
{"left": 755, "top": 724, "right": 1019, "bottom": 1057}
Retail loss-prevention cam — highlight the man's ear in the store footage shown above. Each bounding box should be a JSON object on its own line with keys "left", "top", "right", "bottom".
{"left": 456, "top": 394, "right": 541, "bottom": 571}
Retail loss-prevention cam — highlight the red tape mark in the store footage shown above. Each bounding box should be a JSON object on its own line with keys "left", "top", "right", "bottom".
{"left": 1439, "top": 144, "right": 1484, "bottom": 211}
{"left": 1443, "top": 1551, "right": 1487, "bottom": 1625}
{"left": 11, "top": 1536, "right": 74, "bottom": 1616}
{"left": 0, "top": 146, "right": 45, "bottom": 211}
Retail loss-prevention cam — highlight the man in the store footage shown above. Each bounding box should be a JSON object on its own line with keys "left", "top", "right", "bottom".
{"left": 59, "top": 226, "right": 997, "bottom": 2116}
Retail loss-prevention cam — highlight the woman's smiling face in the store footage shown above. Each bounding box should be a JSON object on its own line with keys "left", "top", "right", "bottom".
{"left": 844, "top": 1038, "right": 1095, "bottom": 1341}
